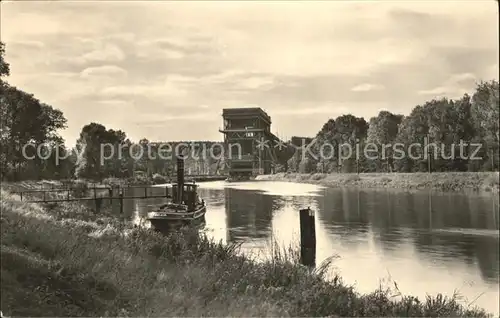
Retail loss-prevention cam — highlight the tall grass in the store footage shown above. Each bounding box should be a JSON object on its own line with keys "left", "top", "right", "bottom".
{"left": 0, "top": 189, "right": 493, "bottom": 317}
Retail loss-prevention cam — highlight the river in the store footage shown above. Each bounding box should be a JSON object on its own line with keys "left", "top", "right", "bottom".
{"left": 118, "top": 181, "right": 499, "bottom": 314}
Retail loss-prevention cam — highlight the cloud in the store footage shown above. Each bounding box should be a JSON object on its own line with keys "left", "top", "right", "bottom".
{"left": 234, "top": 76, "right": 275, "bottom": 90}
{"left": 79, "top": 44, "right": 126, "bottom": 63}
{"left": 100, "top": 80, "right": 187, "bottom": 99}
{"left": 47, "top": 72, "right": 79, "bottom": 78}
{"left": 80, "top": 65, "right": 128, "bottom": 79}
{"left": 4, "top": 13, "right": 63, "bottom": 36}
{"left": 137, "top": 112, "right": 219, "bottom": 124}
{"left": 7, "top": 40, "right": 45, "bottom": 50}
{"left": 97, "top": 99, "right": 131, "bottom": 106}
{"left": 418, "top": 72, "right": 478, "bottom": 98}
{"left": 198, "top": 71, "right": 276, "bottom": 90}
{"left": 351, "top": 83, "right": 385, "bottom": 92}
{"left": 135, "top": 40, "right": 186, "bottom": 59}
{"left": 273, "top": 105, "right": 356, "bottom": 116}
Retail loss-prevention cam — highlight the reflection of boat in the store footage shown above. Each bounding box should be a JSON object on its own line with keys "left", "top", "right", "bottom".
{"left": 146, "top": 156, "right": 207, "bottom": 230}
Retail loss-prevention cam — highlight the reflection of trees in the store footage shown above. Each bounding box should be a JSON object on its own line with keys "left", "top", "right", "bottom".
{"left": 316, "top": 188, "right": 369, "bottom": 225}
{"left": 224, "top": 188, "right": 283, "bottom": 243}
{"left": 412, "top": 193, "right": 499, "bottom": 283}
{"left": 314, "top": 188, "right": 372, "bottom": 250}
{"left": 314, "top": 186, "right": 499, "bottom": 283}
{"left": 366, "top": 190, "right": 409, "bottom": 253}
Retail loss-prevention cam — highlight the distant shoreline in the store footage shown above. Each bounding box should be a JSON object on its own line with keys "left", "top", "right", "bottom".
{"left": 256, "top": 172, "right": 499, "bottom": 193}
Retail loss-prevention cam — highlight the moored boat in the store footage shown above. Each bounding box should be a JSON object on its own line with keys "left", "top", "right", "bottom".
{"left": 146, "top": 154, "right": 207, "bottom": 230}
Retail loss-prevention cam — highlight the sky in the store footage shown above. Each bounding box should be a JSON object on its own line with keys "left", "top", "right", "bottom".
{"left": 1, "top": 0, "right": 498, "bottom": 146}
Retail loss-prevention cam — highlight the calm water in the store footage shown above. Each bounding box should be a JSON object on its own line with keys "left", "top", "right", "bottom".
{"left": 119, "top": 181, "right": 499, "bottom": 314}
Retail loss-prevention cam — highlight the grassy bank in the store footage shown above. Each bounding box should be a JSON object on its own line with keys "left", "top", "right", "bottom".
{"left": 0, "top": 187, "right": 493, "bottom": 317}
{"left": 256, "top": 172, "right": 500, "bottom": 192}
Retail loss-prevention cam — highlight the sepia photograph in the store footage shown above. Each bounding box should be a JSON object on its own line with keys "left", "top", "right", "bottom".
{"left": 0, "top": 0, "right": 499, "bottom": 316}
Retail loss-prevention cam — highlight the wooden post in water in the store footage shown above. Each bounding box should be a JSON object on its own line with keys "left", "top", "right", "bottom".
{"left": 165, "top": 185, "right": 169, "bottom": 198}
{"left": 119, "top": 188, "right": 124, "bottom": 215}
{"left": 144, "top": 187, "right": 148, "bottom": 199}
{"left": 108, "top": 187, "right": 113, "bottom": 204}
{"left": 299, "top": 207, "right": 316, "bottom": 267}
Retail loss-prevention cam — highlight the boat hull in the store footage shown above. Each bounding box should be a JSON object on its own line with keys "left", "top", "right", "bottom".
{"left": 146, "top": 204, "right": 206, "bottom": 231}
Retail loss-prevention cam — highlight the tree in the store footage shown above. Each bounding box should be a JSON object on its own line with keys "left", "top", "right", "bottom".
{"left": 0, "top": 42, "right": 10, "bottom": 78}
{"left": 75, "top": 123, "right": 128, "bottom": 180}
{"left": 393, "top": 98, "right": 461, "bottom": 172}
{"left": 311, "top": 115, "right": 368, "bottom": 173}
{"left": 446, "top": 94, "right": 474, "bottom": 171}
{"left": 470, "top": 80, "right": 499, "bottom": 171}
{"left": 0, "top": 85, "right": 67, "bottom": 180}
{"left": 366, "top": 111, "right": 403, "bottom": 172}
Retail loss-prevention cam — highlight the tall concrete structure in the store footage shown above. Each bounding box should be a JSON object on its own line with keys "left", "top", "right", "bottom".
{"left": 219, "top": 107, "right": 292, "bottom": 178}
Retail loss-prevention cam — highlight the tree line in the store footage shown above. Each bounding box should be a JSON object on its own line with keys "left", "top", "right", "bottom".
{"left": 1, "top": 41, "right": 498, "bottom": 181}
{"left": 287, "top": 80, "right": 499, "bottom": 173}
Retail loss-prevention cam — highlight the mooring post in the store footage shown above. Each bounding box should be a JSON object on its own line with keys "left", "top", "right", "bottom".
{"left": 165, "top": 185, "right": 169, "bottom": 198}
{"left": 144, "top": 187, "right": 148, "bottom": 199}
{"left": 119, "top": 188, "right": 124, "bottom": 214}
{"left": 108, "top": 187, "right": 113, "bottom": 204}
{"left": 299, "top": 207, "right": 316, "bottom": 267}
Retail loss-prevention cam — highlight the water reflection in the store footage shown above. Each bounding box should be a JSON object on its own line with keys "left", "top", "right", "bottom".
{"left": 124, "top": 182, "right": 499, "bottom": 314}
{"left": 223, "top": 188, "right": 276, "bottom": 241}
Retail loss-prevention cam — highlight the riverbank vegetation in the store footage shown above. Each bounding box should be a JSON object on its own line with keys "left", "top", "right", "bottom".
{"left": 257, "top": 171, "right": 500, "bottom": 192}
{"left": 0, "top": 188, "right": 493, "bottom": 317}
{"left": 286, "top": 81, "right": 499, "bottom": 175}
{"left": 1, "top": 41, "right": 499, "bottom": 186}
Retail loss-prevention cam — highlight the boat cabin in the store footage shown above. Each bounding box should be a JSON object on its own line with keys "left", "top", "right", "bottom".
{"left": 171, "top": 182, "right": 200, "bottom": 211}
